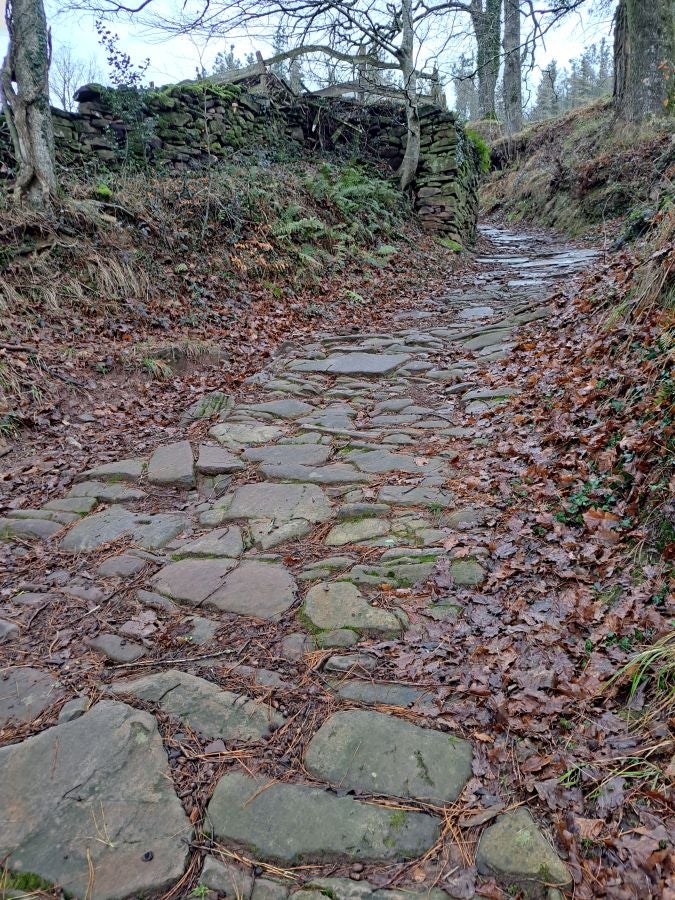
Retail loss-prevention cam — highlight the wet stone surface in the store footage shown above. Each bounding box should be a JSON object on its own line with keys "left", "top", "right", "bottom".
{"left": 0, "top": 225, "right": 589, "bottom": 898}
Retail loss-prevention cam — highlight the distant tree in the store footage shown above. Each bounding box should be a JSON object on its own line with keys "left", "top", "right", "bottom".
{"left": 51, "top": 44, "right": 101, "bottom": 110}
{"left": 452, "top": 54, "right": 479, "bottom": 120}
{"left": 0, "top": 0, "right": 57, "bottom": 206}
{"left": 213, "top": 44, "right": 243, "bottom": 73}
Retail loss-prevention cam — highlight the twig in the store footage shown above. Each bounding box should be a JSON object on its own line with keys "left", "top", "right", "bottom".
{"left": 111, "top": 648, "right": 236, "bottom": 670}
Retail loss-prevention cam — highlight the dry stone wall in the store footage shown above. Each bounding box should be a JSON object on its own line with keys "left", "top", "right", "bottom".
{"left": 0, "top": 81, "right": 479, "bottom": 245}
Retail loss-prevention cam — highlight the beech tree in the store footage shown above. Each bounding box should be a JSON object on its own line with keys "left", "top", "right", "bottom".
{"left": 1, "top": 0, "right": 57, "bottom": 206}
{"left": 502, "top": 0, "right": 522, "bottom": 133}
{"left": 613, "top": 0, "right": 674, "bottom": 121}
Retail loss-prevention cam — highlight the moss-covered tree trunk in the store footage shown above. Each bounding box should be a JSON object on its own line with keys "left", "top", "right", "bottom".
{"left": 614, "top": 0, "right": 675, "bottom": 122}
{"left": 471, "top": 0, "right": 502, "bottom": 119}
{"left": 0, "top": 0, "right": 57, "bottom": 206}
{"left": 397, "top": 0, "right": 421, "bottom": 192}
{"left": 502, "top": 0, "right": 522, "bottom": 135}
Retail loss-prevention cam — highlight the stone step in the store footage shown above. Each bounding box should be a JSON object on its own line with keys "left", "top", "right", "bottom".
{"left": 206, "top": 772, "right": 440, "bottom": 864}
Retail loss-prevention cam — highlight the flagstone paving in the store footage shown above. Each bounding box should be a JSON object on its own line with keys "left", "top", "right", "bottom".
{"left": 0, "top": 227, "right": 592, "bottom": 898}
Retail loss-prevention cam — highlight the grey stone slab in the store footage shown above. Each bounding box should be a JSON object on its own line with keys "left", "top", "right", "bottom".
{"left": 210, "top": 421, "right": 285, "bottom": 449}
{"left": 450, "top": 558, "right": 487, "bottom": 585}
{"left": 217, "top": 483, "right": 333, "bottom": 524}
{"left": 0, "top": 668, "right": 64, "bottom": 727}
{"left": 207, "top": 561, "right": 297, "bottom": 620}
{"left": 0, "top": 700, "right": 191, "bottom": 898}
{"left": 327, "top": 679, "right": 429, "bottom": 709}
{"left": 259, "top": 462, "right": 367, "bottom": 485}
{"left": 305, "top": 710, "right": 472, "bottom": 804}
{"left": 97, "top": 553, "right": 148, "bottom": 577}
{"left": 306, "top": 877, "right": 447, "bottom": 900}
{"left": 337, "top": 503, "right": 390, "bottom": 520}
{"left": 304, "top": 582, "right": 403, "bottom": 635}
{"left": 237, "top": 399, "right": 314, "bottom": 419}
{"left": 196, "top": 444, "right": 245, "bottom": 475}
{"left": 80, "top": 457, "right": 146, "bottom": 482}
{"left": 460, "top": 329, "right": 513, "bottom": 351}
{"left": 377, "top": 484, "right": 455, "bottom": 508}
{"left": 325, "top": 518, "right": 390, "bottom": 546}
{"left": 0, "top": 517, "right": 62, "bottom": 540}
{"left": 324, "top": 654, "right": 377, "bottom": 674}
{"left": 202, "top": 857, "right": 254, "bottom": 897}
{"left": 60, "top": 506, "right": 187, "bottom": 552}
{"left": 7, "top": 507, "right": 77, "bottom": 524}
{"left": 148, "top": 440, "right": 195, "bottom": 487}
{"left": 0, "top": 619, "right": 19, "bottom": 642}
{"left": 42, "top": 496, "right": 97, "bottom": 515}
{"left": 85, "top": 634, "right": 147, "bottom": 663}
{"left": 462, "top": 387, "right": 519, "bottom": 401}
{"left": 316, "top": 629, "right": 359, "bottom": 648}
{"left": 290, "top": 353, "right": 411, "bottom": 376}
{"left": 346, "top": 449, "right": 445, "bottom": 475}
{"left": 476, "top": 808, "right": 572, "bottom": 897}
{"left": 252, "top": 877, "right": 289, "bottom": 900}
{"left": 68, "top": 480, "right": 146, "bottom": 502}
{"left": 244, "top": 444, "right": 331, "bottom": 466}
{"left": 206, "top": 772, "right": 439, "bottom": 864}
{"left": 443, "top": 506, "right": 496, "bottom": 530}
{"left": 111, "top": 670, "right": 284, "bottom": 740}
{"left": 250, "top": 519, "right": 312, "bottom": 550}
{"left": 153, "top": 558, "right": 238, "bottom": 605}
{"left": 459, "top": 306, "right": 494, "bottom": 319}
{"left": 173, "top": 526, "right": 244, "bottom": 559}
{"left": 183, "top": 615, "right": 219, "bottom": 645}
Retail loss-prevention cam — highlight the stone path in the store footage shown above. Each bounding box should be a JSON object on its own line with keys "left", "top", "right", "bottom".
{"left": 0, "top": 227, "right": 597, "bottom": 899}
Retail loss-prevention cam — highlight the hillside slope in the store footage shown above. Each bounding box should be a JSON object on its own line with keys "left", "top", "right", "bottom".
{"left": 482, "top": 100, "right": 674, "bottom": 237}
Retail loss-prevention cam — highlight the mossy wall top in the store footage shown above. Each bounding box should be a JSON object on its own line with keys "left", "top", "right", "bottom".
{"left": 0, "top": 79, "right": 480, "bottom": 245}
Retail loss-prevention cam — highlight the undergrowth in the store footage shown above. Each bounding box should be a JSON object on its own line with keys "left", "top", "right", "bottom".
{"left": 482, "top": 99, "right": 674, "bottom": 237}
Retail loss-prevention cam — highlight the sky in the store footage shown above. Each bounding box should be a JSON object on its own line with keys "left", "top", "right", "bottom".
{"left": 0, "top": 0, "right": 617, "bottom": 106}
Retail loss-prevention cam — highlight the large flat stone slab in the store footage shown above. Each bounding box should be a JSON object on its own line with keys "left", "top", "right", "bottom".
{"left": 243, "top": 444, "right": 331, "bottom": 466}
{"left": 80, "top": 456, "right": 146, "bottom": 482}
{"left": 153, "top": 558, "right": 238, "bottom": 605}
{"left": 173, "top": 526, "right": 244, "bottom": 559}
{"left": 327, "top": 679, "right": 429, "bottom": 708}
{"left": 110, "top": 670, "right": 284, "bottom": 740}
{"left": 206, "top": 772, "right": 439, "bottom": 864}
{"left": 237, "top": 399, "right": 314, "bottom": 419}
{"left": 290, "top": 353, "right": 411, "bottom": 376}
{"left": 0, "top": 668, "right": 64, "bottom": 728}
{"left": 148, "top": 440, "right": 195, "bottom": 487}
{"left": 304, "top": 582, "right": 403, "bottom": 635}
{"left": 259, "top": 462, "right": 367, "bottom": 485}
{"left": 0, "top": 517, "right": 63, "bottom": 541}
{"left": 61, "top": 505, "right": 186, "bottom": 552}
{"left": 345, "top": 449, "right": 445, "bottom": 475}
{"left": 217, "top": 483, "right": 333, "bottom": 524}
{"left": 325, "top": 518, "right": 391, "bottom": 546}
{"left": 208, "top": 561, "right": 297, "bottom": 620}
{"left": 305, "top": 710, "right": 472, "bottom": 803}
{"left": 0, "top": 700, "right": 191, "bottom": 898}
{"left": 196, "top": 444, "right": 245, "bottom": 475}
{"left": 210, "top": 421, "right": 285, "bottom": 448}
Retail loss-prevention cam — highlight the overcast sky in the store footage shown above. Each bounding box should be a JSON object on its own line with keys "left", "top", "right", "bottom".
{"left": 1, "top": 0, "right": 617, "bottom": 105}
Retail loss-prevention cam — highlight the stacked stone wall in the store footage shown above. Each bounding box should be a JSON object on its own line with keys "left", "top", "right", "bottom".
{"left": 0, "top": 81, "right": 480, "bottom": 245}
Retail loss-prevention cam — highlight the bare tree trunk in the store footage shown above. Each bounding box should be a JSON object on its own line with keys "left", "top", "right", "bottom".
{"left": 397, "top": 0, "right": 421, "bottom": 192}
{"left": 502, "top": 0, "right": 522, "bottom": 134}
{"left": 614, "top": 0, "right": 675, "bottom": 122}
{"left": 471, "top": 0, "right": 502, "bottom": 119}
{"left": 0, "top": 0, "right": 57, "bottom": 207}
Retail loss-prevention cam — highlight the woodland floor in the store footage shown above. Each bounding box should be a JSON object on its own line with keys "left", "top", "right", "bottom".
{"left": 1, "top": 224, "right": 673, "bottom": 900}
